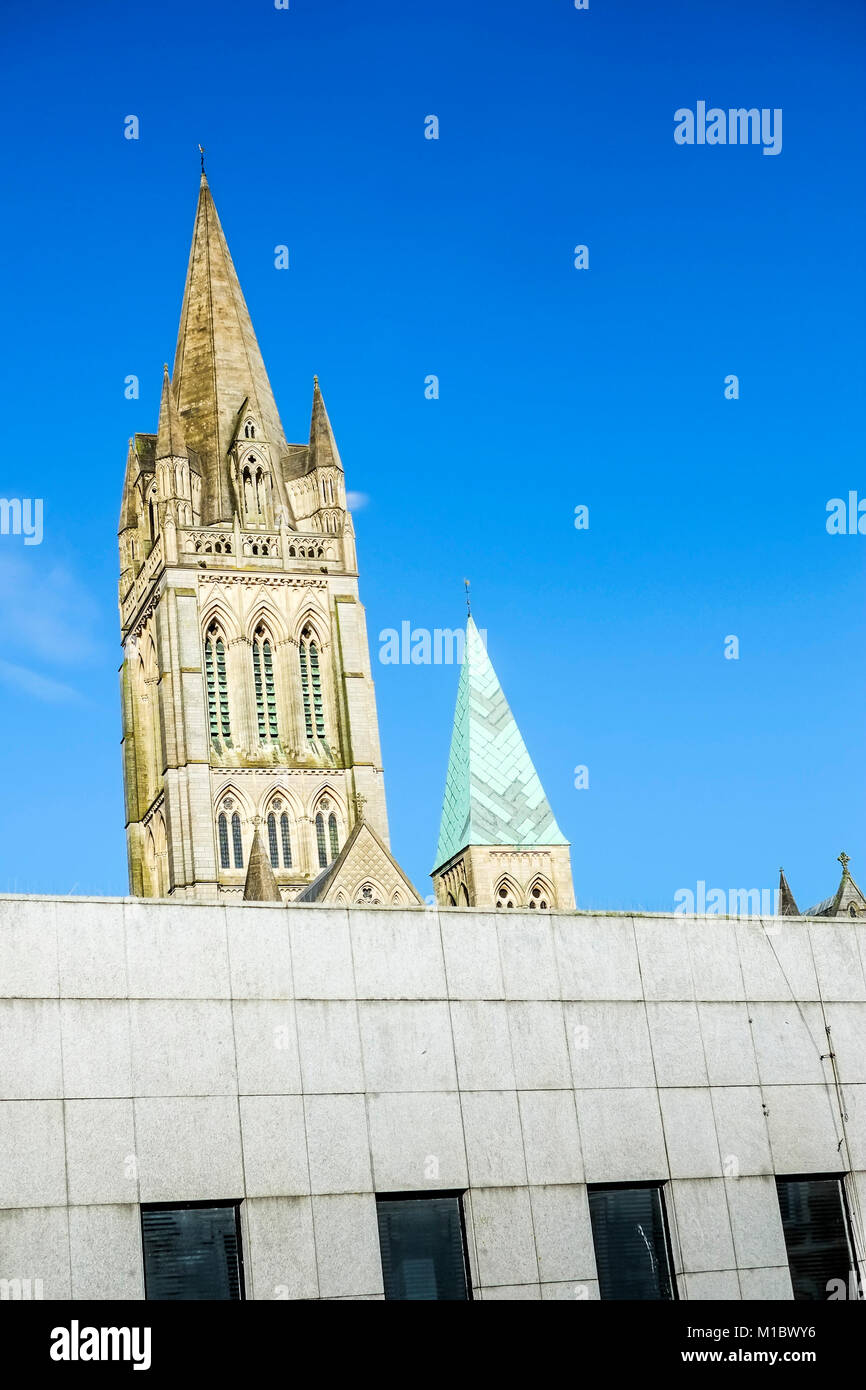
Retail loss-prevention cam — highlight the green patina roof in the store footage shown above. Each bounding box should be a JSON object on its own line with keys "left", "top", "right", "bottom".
{"left": 434, "top": 617, "right": 568, "bottom": 869}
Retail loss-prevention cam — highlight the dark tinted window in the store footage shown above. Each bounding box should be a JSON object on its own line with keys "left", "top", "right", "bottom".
{"left": 776, "top": 1176, "right": 857, "bottom": 1301}
{"left": 141, "top": 1203, "right": 243, "bottom": 1300}
{"left": 377, "top": 1195, "right": 471, "bottom": 1300}
{"left": 588, "top": 1184, "right": 676, "bottom": 1300}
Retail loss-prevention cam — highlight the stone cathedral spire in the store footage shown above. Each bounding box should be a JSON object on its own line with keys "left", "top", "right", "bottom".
{"left": 172, "top": 172, "right": 291, "bottom": 526}
{"left": 431, "top": 616, "right": 575, "bottom": 910}
{"left": 118, "top": 171, "right": 417, "bottom": 906}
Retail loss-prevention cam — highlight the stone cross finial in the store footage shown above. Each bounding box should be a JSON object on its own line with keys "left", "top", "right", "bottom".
{"left": 351, "top": 792, "right": 367, "bottom": 820}
{"left": 839, "top": 851, "right": 850, "bottom": 875}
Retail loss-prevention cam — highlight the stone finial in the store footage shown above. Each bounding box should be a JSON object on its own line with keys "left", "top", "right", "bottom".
{"left": 839, "top": 851, "right": 851, "bottom": 876}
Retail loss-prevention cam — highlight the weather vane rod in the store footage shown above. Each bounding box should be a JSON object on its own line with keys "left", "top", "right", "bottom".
{"left": 464, "top": 578, "right": 471, "bottom": 617}
{"left": 198, "top": 144, "right": 205, "bottom": 174}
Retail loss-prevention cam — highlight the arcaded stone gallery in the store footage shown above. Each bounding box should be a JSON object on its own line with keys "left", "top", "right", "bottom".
{"left": 1, "top": 175, "right": 864, "bottom": 1302}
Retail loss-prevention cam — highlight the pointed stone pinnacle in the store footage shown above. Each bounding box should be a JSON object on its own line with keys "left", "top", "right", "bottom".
{"left": 243, "top": 826, "right": 282, "bottom": 903}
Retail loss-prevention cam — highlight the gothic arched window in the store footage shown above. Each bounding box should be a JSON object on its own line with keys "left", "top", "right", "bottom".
{"left": 299, "top": 627, "right": 326, "bottom": 740}
{"left": 231, "top": 812, "right": 243, "bottom": 869}
{"left": 145, "top": 829, "right": 157, "bottom": 892}
{"left": 328, "top": 813, "right": 339, "bottom": 861}
{"left": 527, "top": 879, "right": 552, "bottom": 910}
{"left": 267, "top": 813, "right": 279, "bottom": 868}
{"left": 495, "top": 878, "right": 519, "bottom": 910}
{"left": 204, "top": 624, "right": 231, "bottom": 742}
{"left": 255, "top": 467, "right": 269, "bottom": 516}
{"left": 280, "top": 812, "right": 292, "bottom": 868}
{"left": 266, "top": 807, "right": 293, "bottom": 870}
{"left": 218, "top": 813, "right": 230, "bottom": 869}
{"left": 315, "top": 812, "right": 327, "bottom": 869}
{"left": 243, "top": 467, "right": 255, "bottom": 516}
{"left": 252, "top": 626, "right": 278, "bottom": 741}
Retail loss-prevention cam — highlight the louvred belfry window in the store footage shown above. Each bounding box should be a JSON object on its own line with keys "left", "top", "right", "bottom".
{"left": 588, "top": 1183, "right": 676, "bottom": 1300}
{"left": 299, "top": 627, "right": 326, "bottom": 740}
{"left": 776, "top": 1176, "right": 859, "bottom": 1300}
{"left": 141, "top": 1202, "right": 244, "bottom": 1301}
{"left": 205, "top": 624, "right": 231, "bottom": 742}
{"left": 376, "top": 1195, "right": 471, "bottom": 1301}
{"left": 252, "top": 627, "right": 278, "bottom": 741}
{"left": 299, "top": 641, "right": 313, "bottom": 739}
{"left": 309, "top": 640, "right": 325, "bottom": 737}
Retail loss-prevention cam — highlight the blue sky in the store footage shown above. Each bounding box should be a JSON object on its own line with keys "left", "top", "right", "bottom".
{"left": 0, "top": 0, "right": 862, "bottom": 909}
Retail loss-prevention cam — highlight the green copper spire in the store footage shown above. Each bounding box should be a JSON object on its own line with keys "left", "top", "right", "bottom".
{"left": 434, "top": 617, "right": 568, "bottom": 869}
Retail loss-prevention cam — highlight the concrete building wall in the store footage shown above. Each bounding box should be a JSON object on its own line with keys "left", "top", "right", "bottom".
{"left": 1, "top": 894, "right": 864, "bottom": 1300}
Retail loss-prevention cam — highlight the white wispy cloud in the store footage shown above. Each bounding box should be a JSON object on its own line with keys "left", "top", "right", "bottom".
{"left": 0, "top": 658, "right": 86, "bottom": 704}
{"left": 0, "top": 554, "right": 104, "bottom": 666}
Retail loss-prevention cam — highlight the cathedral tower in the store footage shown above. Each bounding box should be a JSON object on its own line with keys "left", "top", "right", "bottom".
{"left": 432, "top": 617, "right": 575, "bottom": 910}
{"left": 118, "top": 173, "right": 399, "bottom": 903}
